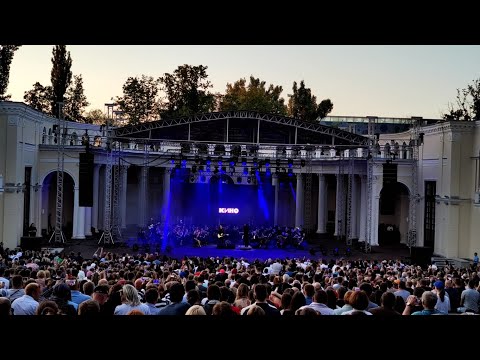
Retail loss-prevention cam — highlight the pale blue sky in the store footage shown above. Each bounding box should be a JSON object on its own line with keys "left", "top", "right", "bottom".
{"left": 7, "top": 45, "right": 480, "bottom": 119}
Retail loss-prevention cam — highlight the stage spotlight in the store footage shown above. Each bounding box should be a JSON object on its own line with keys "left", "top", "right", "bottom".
{"left": 181, "top": 159, "right": 187, "bottom": 168}
{"left": 266, "top": 168, "right": 271, "bottom": 176}
{"left": 243, "top": 167, "right": 248, "bottom": 175}
{"left": 287, "top": 158, "right": 293, "bottom": 168}
{"left": 170, "top": 155, "right": 175, "bottom": 164}
{"left": 288, "top": 169, "right": 293, "bottom": 177}
{"left": 241, "top": 157, "right": 247, "bottom": 166}
{"left": 191, "top": 165, "right": 197, "bottom": 173}
{"left": 221, "top": 166, "right": 227, "bottom": 173}
{"left": 253, "top": 157, "right": 258, "bottom": 167}
{"left": 229, "top": 159, "right": 235, "bottom": 167}
{"left": 206, "top": 156, "right": 211, "bottom": 166}
{"left": 300, "top": 159, "right": 305, "bottom": 167}
{"left": 276, "top": 159, "right": 281, "bottom": 167}
{"left": 265, "top": 158, "right": 270, "bottom": 167}
{"left": 237, "top": 176, "right": 242, "bottom": 184}
{"left": 200, "top": 175, "right": 206, "bottom": 182}
{"left": 198, "top": 165, "right": 204, "bottom": 172}
{"left": 247, "top": 176, "right": 251, "bottom": 184}
{"left": 206, "top": 165, "right": 211, "bottom": 172}
{"left": 218, "top": 156, "right": 223, "bottom": 165}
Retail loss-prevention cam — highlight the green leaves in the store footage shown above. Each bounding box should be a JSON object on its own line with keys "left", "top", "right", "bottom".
{"left": 0, "top": 45, "right": 21, "bottom": 101}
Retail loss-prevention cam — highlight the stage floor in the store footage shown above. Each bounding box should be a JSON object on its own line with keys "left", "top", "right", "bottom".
{"left": 59, "top": 237, "right": 411, "bottom": 262}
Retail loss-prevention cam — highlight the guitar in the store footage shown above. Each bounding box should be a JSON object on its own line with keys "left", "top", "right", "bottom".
{"left": 217, "top": 233, "right": 229, "bottom": 239}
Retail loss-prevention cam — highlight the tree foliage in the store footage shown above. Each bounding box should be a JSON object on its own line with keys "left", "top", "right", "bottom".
{"left": 0, "top": 45, "right": 21, "bottom": 101}
{"left": 159, "top": 64, "right": 216, "bottom": 118}
{"left": 84, "top": 109, "right": 108, "bottom": 125}
{"left": 64, "top": 74, "right": 89, "bottom": 122}
{"left": 23, "top": 82, "right": 52, "bottom": 112}
{"left": 444, "top": 79, "right": 480, "bottom": 121}
{"left": 50, "top": 45, "right": 72, "bottom": 116}
{"left": 219, "top": 76, "right": 287, "bottom": 115}
{"left": 116, "top": 75, "right": 159, "bottom": 124}
{"left": 287, "top": 80, "right": 333, "bottom": 121}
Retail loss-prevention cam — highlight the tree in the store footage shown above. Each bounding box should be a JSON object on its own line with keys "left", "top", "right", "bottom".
{"left": 443, "top": 79, "right": 480, "bottom": 121}
{"left": 64, "top": 74, "right": 89, "bottom": 122}
{"left": 218, "top": 76, "right": 287, "bottom": 115}
{"left": 0, "top": 45, "right": 21, "bottom": 101}
{"left": 317, "top": 99, "right": 334, "bottom": 119}
{"left": 159, "top": 64, "right": 216, "bottom": 118}
{"left": 23, "top": 82, "right": 52, "bottom": 113}
{"left": 50, "top": 45, "right": 72, "bottom": 117}
{"left": 84, "top": 109, "right": 108, "bottom": 125}
{"left": 116, "top": 75, "right": 159, "bottom": 124}
{"left": 287, "top": 80, "right": 333, "bottom": 121}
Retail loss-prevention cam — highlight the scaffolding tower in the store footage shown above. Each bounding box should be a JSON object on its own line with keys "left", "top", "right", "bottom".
{"left": 407, "top": 120, "right": 421, "bottom": 250}
{"left": 111, "top": 145, "right": 122, "bottom": 242}
{"left": 49, "top": 102, "right": 66, "bottom": 244}
{"left": 364, "top": 116, "right": 378, "bottom": 253}
{"left": 336, "top": 151, "right": 346, "bottom": 240}
{"left": 139, "top": 142, "right": 149, "bottom": 228}
{"left": 98, "top": 132, "right": 115, "bottom": 245}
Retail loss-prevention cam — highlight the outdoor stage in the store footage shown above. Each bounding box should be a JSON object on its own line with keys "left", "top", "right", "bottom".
{"left": 59, "top": 236, "right": 411, "bottom": 263}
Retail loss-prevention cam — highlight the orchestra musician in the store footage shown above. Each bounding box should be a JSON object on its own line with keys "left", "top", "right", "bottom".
{"left": 243, "top": 223, "right": 250, "bottom": 247}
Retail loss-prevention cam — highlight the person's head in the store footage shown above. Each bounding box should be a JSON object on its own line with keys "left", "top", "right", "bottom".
{"left": 36, "top": 300, "right": 59, "bottom": 315}
{"left": 92, "top": 285, "right": 109, "bottom": 305}
{"left": 122, "top": 284, "right": 141, "bottom": 306}
{"left": 295, "top": 307, "right": 320, "bottom": 316}
{"left": 246, "top": 305, "right": 266, "bottom": 316}
{"left": 421, "top": 291, "right": 438, "bottom": 310}
{"left": 0, "top": 297, "right": 11, "bottom": 316}
{"left": 168, "top": 282, "right": 185, "bottom": 303}
{"left": 212, "top": 301, "right": 236, "bottom": 316}
{"left": 83, "top": 281, "right": 95, "bottom": 296}
{"left": 380, "top": 292, "right": 396, "bottom": 310}
{"left": 25, "top": 283, "right": 41, "bottom": 301}
{"left": 236, "top": 283, "right": 249, "bottom": 299}
{"left": 126, "top": 309, "right": 144, "bottom": 315}
{"left": 253, "top": 284, "right": 268, "bottom": 302}
{"left": 144, "top": 288, "right": 159, "bottom": 305}
{"left": 343, "top": 290, "right": 354, "bottom": 305}
{"left": 78, "top": 300, "right": 100, "bottom": 316}
{"left": 349, "top": 291, "right": 369, "bottom": 311}
{"left": 185, "top": 304, "right": 206, "bottom": 315}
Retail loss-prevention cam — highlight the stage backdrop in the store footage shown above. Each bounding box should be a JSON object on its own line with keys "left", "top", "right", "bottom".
{"left": 167, "top": 176, "right": 274, "bottom": 226}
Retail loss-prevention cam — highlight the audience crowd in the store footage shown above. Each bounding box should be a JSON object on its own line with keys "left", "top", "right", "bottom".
{"left": 0, "top": 245, "right": 479, "bottom": 316}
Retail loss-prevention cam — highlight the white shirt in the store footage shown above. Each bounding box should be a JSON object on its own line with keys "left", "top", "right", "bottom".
{"left": 11, "top": 295, "right": 39, "bottom": 315}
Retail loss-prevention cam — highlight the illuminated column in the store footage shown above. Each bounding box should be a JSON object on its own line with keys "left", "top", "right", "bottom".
{"left": 162, "top": 168, "right": 171, "bottom": 222}
{"left": 272, "top": 174, "right": 279, "bottom": 226}
{"left": 295, "top": 174, "right": 304, "bottom": 228}
{"left": 316, "top": 174, "right": 327, "bottom": 233}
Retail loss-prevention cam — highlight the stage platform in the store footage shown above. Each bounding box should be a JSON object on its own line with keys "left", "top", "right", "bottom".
{"left": 57, "top": 237, "right": 412, "bottom": 263}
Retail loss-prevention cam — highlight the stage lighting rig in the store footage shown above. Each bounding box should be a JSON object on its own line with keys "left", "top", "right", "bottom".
{"left": 287, "top": 159, "right": 293, "bottom": 168}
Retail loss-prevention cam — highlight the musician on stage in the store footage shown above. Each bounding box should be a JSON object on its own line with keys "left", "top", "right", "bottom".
{"left": 243, "top": 223, "right": 250, "bottom": 247}
{"left": 217, "top": 224, "right": 225, "bottom": 247}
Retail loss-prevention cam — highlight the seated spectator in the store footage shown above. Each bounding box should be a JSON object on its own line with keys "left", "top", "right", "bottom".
{"left": 370, "top": 292, "right": 401, "bottom": 316}
{"left": 0, "top": 297, "right": 11, "bottom": 316}
{"left": 114, "top": 284, "right": 150, "bottom": 315}
{"left": 185, "top": 304, "right": 206, "bottom": 315}
{"left": 78, "top": 300, "right": 100, "bottom": 316}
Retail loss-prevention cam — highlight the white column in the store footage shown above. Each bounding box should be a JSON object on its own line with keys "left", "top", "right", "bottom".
{"left": 272, "top": 174, "right": 279, "bottom": 226}
{"left": 72, "top": 186, "right": 79, "bottom": 238}
{"left": 120, "top": 165, "right": 128, "bottom": 228}
{"left": 334, "top": 174, "right": 342, "bottom": 236}
{"left": 359, "top": 175, "right": 367, "bottom": 242}
{"left": 295, "top": 174, "right": 304, "bottom": 228}
{"left": 162, "top": 168, "right": 171, "bottom": 222}
{"left": 350, "top": 175, "right": 358, "bottom": 238}
{"left": 91, "top": 165, "right": 100, "bottom": 231}
{"left": 316, "top": 174, "right": 327, "bottom": 233}
{"left": 76, "top": 207, "right": 86, "bottom": 239}
{"left": 84, "top": 207, "right": 92, "bottom": 236}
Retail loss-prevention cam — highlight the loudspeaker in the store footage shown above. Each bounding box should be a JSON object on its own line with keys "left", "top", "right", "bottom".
{"left": 20, "top": 236, "right": 42, "bottom": 251}
{"left": 79, "top": 152, "right": 94, "bottom": 207}
{"left": 383, "top": 163, "right": 397, "bottom": 186}
{"left": 410, "top": 247, "right": 433, "bottom": 267}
